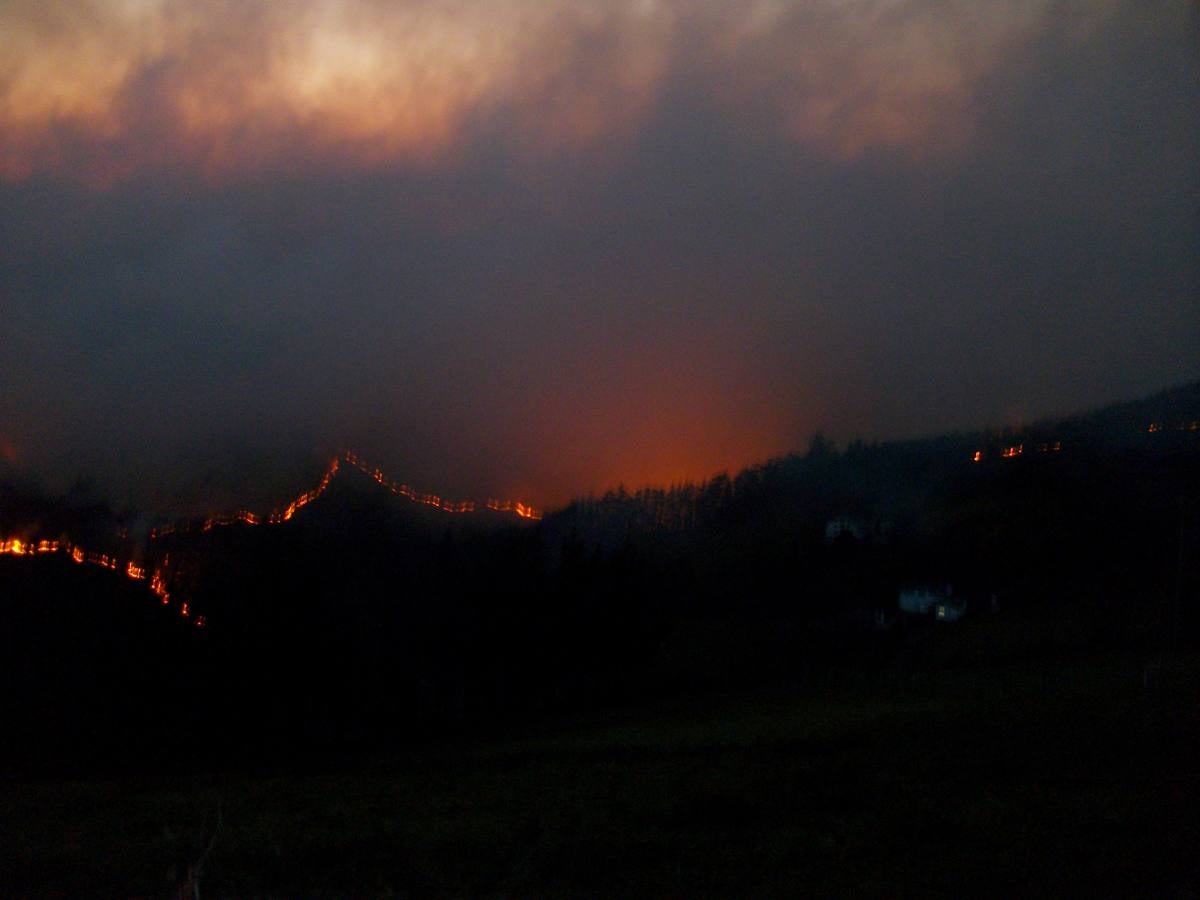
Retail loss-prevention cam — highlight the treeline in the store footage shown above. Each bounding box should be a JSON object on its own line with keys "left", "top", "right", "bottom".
{"left": 1, "top": 383, "right": 1198, "bottom": 770}
{"left": 550, "top": 379, "right": 1200, "bottom": 549}
{"left": 546, "top": 431, "right": 972, "bottom": 551}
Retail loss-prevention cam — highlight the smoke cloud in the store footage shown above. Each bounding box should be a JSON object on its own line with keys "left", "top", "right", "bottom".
{"left": 1, "top": 0, "right": 1196, "bottom": 509}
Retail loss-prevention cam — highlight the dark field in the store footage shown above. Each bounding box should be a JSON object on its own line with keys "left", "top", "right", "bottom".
{"left": 4, "top": 612, "right": 1197, "bottom": 897}
{"left": 4, "top": 391, "right": 1198, "bottom": 895}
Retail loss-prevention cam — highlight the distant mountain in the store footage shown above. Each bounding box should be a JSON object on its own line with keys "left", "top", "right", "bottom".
{"left": 546, "top": 380, "right": 1200, "bottom": 547}
{"left": 1, "top": 381, "right": 1198, "bottom": 770}
{"left": 1050, "top": 380, "right": 1200, "bottom": 440}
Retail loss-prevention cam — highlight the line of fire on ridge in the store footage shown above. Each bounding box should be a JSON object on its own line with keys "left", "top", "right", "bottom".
{"left": 969, "top": 418, "right": 1199, "bottom": 463}
{"left": 0, "top": 458, "right": 346, "bottom": 628}
{"left": 342, "top": 451, "right": 541, "bottom": 520}
{"left": 5, "top": 419, "right": 1189, "bottom": 623}
{"left": 149, "top": 451, "right": 541, "bottom": 541}
{"left": 0, "top": 537, "right": 201, "bottom": 627}
{"left": 1, "top": 451, "right": 542, "bottom": 629}
{"left": 150, "top": 457, "right": 342, "bottom": 540}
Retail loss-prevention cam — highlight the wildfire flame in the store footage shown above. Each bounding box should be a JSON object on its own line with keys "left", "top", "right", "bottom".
{"left": 1, "top": 450, "right": 540, "bottom": 629}
{"left": 2, "top": 533, "right": 197, "bottom": 626}
{"left": 0, "top": 538, "right": 62, "bottom": 556}
{"left": 343, "top": 451, "right": 540, "bottom": 520}
{"left": 1, "top": 417, "right": 1191, "bottom": 630}
{"left": 485, "top": 499, "right": 541, "bottom": 520}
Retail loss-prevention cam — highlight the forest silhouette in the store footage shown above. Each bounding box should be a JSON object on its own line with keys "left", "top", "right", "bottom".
{"left": 2, "top": 383, "right": 1198, "bottom": 895}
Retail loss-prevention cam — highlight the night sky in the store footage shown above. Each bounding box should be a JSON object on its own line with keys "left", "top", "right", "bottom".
{"left": 1, "top": 1, "right": 1197, "bottom": 511}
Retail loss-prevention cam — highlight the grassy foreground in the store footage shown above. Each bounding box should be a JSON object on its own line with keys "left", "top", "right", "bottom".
{"left": 3, "top": 620, "right": 1198, "bottom": 897}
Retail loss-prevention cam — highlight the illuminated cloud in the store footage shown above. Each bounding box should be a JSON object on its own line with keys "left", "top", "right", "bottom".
{"left": 0, "top": 0, "right": 1194, "bottom": 509}
{"left": 0, "top": 0, "right": 1132, "bottom": 184}
{"left": 0, "top": 0, "right": 674, "bottom": 182}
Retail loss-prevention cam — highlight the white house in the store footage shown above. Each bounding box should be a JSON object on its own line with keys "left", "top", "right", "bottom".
{"left": 898, "top": 586, "right": 942, "bottom": 615}
{"left": 900, "top": 583, "right": 966, "bottom": 614}
{"left": 936, "top": 597, "right": 967, "bottom": 622}
{"left": 898, "top": 585, "right": 967, "bottom": 621}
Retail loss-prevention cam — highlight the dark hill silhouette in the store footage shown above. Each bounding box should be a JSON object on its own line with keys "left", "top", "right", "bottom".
{"left": 0, "top": 381, "right": 1196, "bottom": 771}
{"left": 0, "top": 554, "right": 206, "bottom": 771}
{"left": 545, "top": 379, "right": 1200, "bottom": 548}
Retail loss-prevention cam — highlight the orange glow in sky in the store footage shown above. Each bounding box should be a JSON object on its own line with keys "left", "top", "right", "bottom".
{"left": 1, "top": 0, "right": 1193, "bottom": 513}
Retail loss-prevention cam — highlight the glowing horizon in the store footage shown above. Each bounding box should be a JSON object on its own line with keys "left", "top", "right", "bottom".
{"left": 1, "top": 0, "right": 1195, "bottom": 512}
